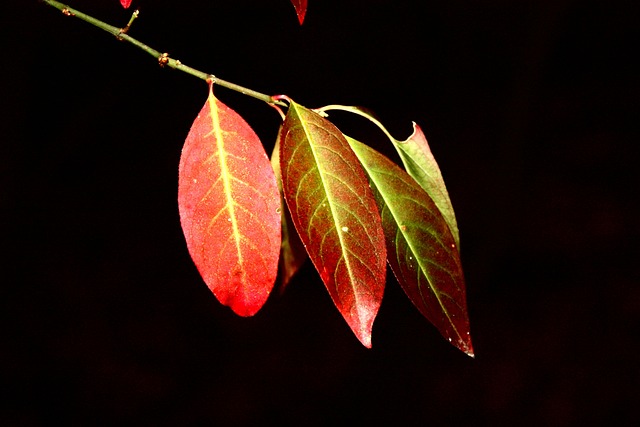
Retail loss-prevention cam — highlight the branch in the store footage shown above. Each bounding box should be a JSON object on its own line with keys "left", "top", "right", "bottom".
{"left": 41, "top": 0, "right": 287, "bottom": 107}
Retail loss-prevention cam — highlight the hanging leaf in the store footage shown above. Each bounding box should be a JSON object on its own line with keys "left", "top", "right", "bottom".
{"left": 346, "top": 136, "right": 473, "bottom": 357}
{"left": 317, "top": 105, "right": 460, "bottom": 247}
{"left": 279, "top": 101, "right": 386, "bottom": 348}
{"left": 178, "top": 83, "right": 281, "bottom": 317}
{"left": 120, "top": 0, "right": 132, "bottom": 9}
{"left": 289, "top": 0, "right": 308, "bottom": 24}
{"left": 271, "top": 129, "right": 308, "bottom": 290}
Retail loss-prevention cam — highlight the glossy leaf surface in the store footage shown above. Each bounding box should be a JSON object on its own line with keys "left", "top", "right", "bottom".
{"left": 120, "top": 0, "right": 132, "bottom": 9}
{"left": 271, "top": 131, "right": 307, "bottom": 290}
{"left": 279, "top": 102, "right": 386, "bottom": 347}
{"left": 178, "top": 84, "right": 281, "bottom": 316}
{"left": 290, "top": 0, "right": 308, "bottom": 24}
{"left": 346, "top": 136, "right": 473, "bottom": 356}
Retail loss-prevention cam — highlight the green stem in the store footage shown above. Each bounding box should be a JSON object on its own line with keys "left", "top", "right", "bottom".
{"left": 316, "top": 105, "right": 399, "bottom": 142}
{"left": 41, "top": 0, "right": 286, "bottom": 107}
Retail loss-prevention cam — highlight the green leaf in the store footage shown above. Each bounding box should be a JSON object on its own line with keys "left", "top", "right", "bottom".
{"left": 346, "top": 136, "right": 473, "bottom": 356}
{"left": 391, "top": 123, "right": 459, "bottom": 248}
{"left": 279, "top": 101, "right": 387, "bottom": 348}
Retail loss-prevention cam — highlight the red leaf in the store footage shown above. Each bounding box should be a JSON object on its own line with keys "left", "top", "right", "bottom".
{"left": 346, "top": 136, "right": 473, "bottom": 356}
{"left": 290, "top": 0, "right": 308, "bottom": 24}
{"left": 271, "top": 130, "right": 308, "bottom": 290}
{"left": 120, "top": 0, "right": 132, "bottom": 9}
{"left": 279, "top": 101, "right": 387, "bottom": 347}
{"left": 178, "top": 84, "right": 281, "bottom": 317}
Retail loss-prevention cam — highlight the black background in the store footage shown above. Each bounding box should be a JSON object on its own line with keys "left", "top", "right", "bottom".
{"left": 3, "top": 0, "right": 639, "bottom": 425}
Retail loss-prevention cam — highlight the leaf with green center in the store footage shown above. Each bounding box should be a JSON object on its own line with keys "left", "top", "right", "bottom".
{"left": 271, "top": 129, "right": 307, "bottom": 290}
{"left": 279, "top": 101, "right": 387, "bottom": 348}
{"left": 318, "top": 105, "right": 459, "bottom": 247}
{"left": 178, "top": 83, "right": 281, "bottom": 317}
{"left": 346, "top": 136, "right": 473, "bottom": 356}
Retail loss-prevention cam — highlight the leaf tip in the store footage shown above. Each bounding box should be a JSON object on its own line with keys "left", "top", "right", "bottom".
{"left": 290, "top": 0, "right": 307, "bottom": 24}
{"left": 222, "top": 282, "right": 275, "bottom": 317}
{"left": 357, "top": 332, "right": 372, "bottom": 349}
{"left": 452, "top": 333, "right": 474, "bottom": 358}
{"left": 463, "top": 344, "right": 475, "bottom": 359}
{"left": 405, "top": 121, "right": 424, "bottom": 143}
{"left": 228, "top": 300, "right": 260, "bottom": 318}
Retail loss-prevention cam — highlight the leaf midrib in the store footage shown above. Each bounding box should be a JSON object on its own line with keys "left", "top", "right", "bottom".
{"left": 209, "top": 94, "right": 245, "bottom": 280}
{"left": 294, "top": 106, "right": 359, "bottom": 310}
{"left": 356, "top": 144, "right": 465, "bottom": 343}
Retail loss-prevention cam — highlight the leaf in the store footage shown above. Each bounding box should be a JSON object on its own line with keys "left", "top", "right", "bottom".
{"left": 346, "top": 136, "right": 473, "bottom": 357}
{"left": 178, "top": 83, "right": 281, "bottom": 317}
{"left": 120, "top": 0, "right": 132, "bottom": 9}
{"left": 392, "top": 123, "right": 460, "bottom": 248}
{"left": 271, "top": 129, "right": 308, "bottom": 290}
{"left": 279, "top": 101, "right": 386, "bottom": 348}
{"left": 317, "top": 105, "right": 460, "bottom": 247}
{"left": 290, "top": 0, "right": 308, "bottom": 24}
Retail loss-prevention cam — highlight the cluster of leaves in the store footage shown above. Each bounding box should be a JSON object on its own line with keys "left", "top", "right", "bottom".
{"left": 178, "top": 82, "right": 472, "bottom": 355}
{"left": 122, "top": 0, "right": 472, "bottom": 355}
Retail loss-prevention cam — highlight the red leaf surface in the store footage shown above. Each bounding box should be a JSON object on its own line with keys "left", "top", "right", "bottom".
{"left": 178, "top": 84, "right": 281, "bottom": 316}
{"left": 346, "top": 136, "right": 473, "bottom": 356}
{"left": 290, "top": 0, "right": 308, "bottom": 24}
{"left": 279, "top": 101, "right": 387, "bottom": 347}
{"left": 120, "top": 0, "right": 132, "bottom": 9}
{"left": 271, "top": 130, "right": 307, "bottom": 290}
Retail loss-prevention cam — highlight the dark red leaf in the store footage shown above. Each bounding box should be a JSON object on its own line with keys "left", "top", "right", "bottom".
{"left": 120, "top": 0, "right": 132, "bottom": 9}
{"left": 178, "top": 84, "right": 281, "bottom": 317}
{"left": 279, "top": 101, "right": 387, "bottom": 347}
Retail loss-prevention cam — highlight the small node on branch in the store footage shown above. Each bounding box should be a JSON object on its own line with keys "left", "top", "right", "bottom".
{"left": 271, "top": 94, "right": 291, "bottom": 104}
{"left": 118, "top": 9, "right": 139, "bottom": 39}
{"left": 158, "top": 52, "right": 170, "bottom": 67}
{"left": 61, "top": 8, "right": 74, "bottom": 17}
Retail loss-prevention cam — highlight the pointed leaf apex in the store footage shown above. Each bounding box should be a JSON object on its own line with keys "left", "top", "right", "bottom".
{"left": 290, "top": 0, "right": 308, "bottom": 24}
{"left": 404, "top": 121, "right": 421, "bottom": 142}
{"left": 359, "top": 333, "right": 372, "bottom": 349}
{"left": 456, "top": 334, "right": 475, "bottom": 358}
